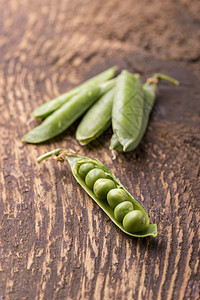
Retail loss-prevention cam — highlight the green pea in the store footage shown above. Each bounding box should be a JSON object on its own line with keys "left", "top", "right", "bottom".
{"left": 78, "top": 163, "right": 95, "bottom": 178}
{"left": 93, "top": 178, "right": 116, "bottom": 201}
{"left": 107, "top": 188, "right": 129, "bottom": 209}
{"left": 128, "top": 74, "right": 178, "bottom": 150}
{"left": 123, "top": 210, "right": 147, "bottom": 233}
{"left": 110, "top": 133, "right": 123, "bottom": 152}
{"left": 114, "top": 201, "right": 133, "bottom": 222}
{"left": 85, "top": 168, "right": 106, "bottom": 189}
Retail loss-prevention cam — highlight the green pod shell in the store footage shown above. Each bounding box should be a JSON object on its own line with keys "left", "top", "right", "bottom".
{"left": 114, "top": 201, "right": 134, "bottom": 222}
{"left": 76, "top": 88, "right": 115, "bottom": 145}
{"left": 110, "top": 73, "right": 178, "bottom": 152}
{"left": 33, "top": 66, "right": 117, "bottom": 118}
{"left": 63, "top": 152, "right": 157, "bottom": 238}
{"left": 22, "top": 81, "right": 114, "bottom": 144}
{"left": 110, "top": 133, "right": 124, "bottom": 152}
{"left": 110, "top": 82, "right": 156, "bottom": 152}
{"left": 112, "top": 70, "right": 144, "bottom": 151}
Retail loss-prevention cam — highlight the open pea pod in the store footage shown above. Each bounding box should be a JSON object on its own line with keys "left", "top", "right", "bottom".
{"left": 38, "top": 149, "right": 158, "bottom": 238}
{"left": 112, "top": 70, "right": 144, "bottom": 151}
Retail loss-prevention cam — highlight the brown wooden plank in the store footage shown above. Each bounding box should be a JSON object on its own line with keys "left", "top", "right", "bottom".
{"left": 0, "top": 0, "right": 200, "bottom": 299}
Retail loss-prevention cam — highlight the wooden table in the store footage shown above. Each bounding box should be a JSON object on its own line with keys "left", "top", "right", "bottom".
{"left": 0, "top": 0, "right": 199, "bottom": 299}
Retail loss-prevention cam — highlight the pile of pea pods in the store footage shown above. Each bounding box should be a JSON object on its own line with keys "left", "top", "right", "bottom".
{"left": 23, "top": 67, "right": 178, "bottom": 152}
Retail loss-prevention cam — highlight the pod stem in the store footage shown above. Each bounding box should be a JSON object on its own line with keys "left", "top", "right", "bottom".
{"left": 37, "top": 148, "right": 78, "bottom": 163}
{"left": 37, "top": 148, "right": 62, "bottom": 163}
{"left": 147, "top": 73, "right": 179, "bottom": 86}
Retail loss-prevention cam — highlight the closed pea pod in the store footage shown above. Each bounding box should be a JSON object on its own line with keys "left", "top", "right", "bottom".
{"left": 127, "top": 73, "right": 179, "bottom": 151}
{"left": 110, "top": 80, "right": 155, "bottom": 152}
{"left": 22, "top": 80, "right": 115, "bottom": 144}
{"left": 112, "top": 70, "right": 144, "bottom": 151}
{"left": 33, "top": 66, "right": 117, "bottom": 119}
{"left": 110, "top": 73, "right": 178, "bottom": 152}
{"left": 76, "top": 88, "right": 115, "bottom": 145}
{"left": 37, "top": 149, "right": 157, "bottom": 238}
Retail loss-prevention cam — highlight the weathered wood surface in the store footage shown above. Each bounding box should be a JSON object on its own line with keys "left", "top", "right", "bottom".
{"left": 0, "top": 0, "right": 200, "bottom": 299}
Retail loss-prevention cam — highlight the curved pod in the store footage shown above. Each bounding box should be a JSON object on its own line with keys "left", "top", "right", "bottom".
{"left": 64, "top": 152, "right": 157, "bottom": 238}
{"left": 112, "top": 70, "right": 144, "bottom": 151}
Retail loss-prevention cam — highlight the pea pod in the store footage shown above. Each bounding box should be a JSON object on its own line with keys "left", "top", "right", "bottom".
{"left": 33, "top": 66, "right": 117, "bottom": 118}
{"left": 37, "top": 149, "right": 157, "bottom": 238}
{"left": 107, "top": 188, "right": 129, "bottom": 208}
{"left": 22, "top": 80, "right": 115, "bottom": 144}
{"left": 112, "top": 70, "right": 144, "bottom": 151}
{"left": 76, "top": 88, "right": 115, "bottom": 145}
{"left": 110, "top": 73, "right": 179, "bottom": 152}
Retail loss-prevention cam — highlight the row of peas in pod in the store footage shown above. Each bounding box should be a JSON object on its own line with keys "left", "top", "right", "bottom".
{"left": 79, "top": 161, "right": 147, "bottom": 233}
{"left": 22, "top": 67, "right": 178, "bottom": 152}
{"left": 38, "top": 149, "right": 157, "bottom": 237}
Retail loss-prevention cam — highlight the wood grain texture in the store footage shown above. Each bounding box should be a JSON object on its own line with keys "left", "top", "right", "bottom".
{"left": 0, "top": 0, "right": 200, "bottom": 299}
